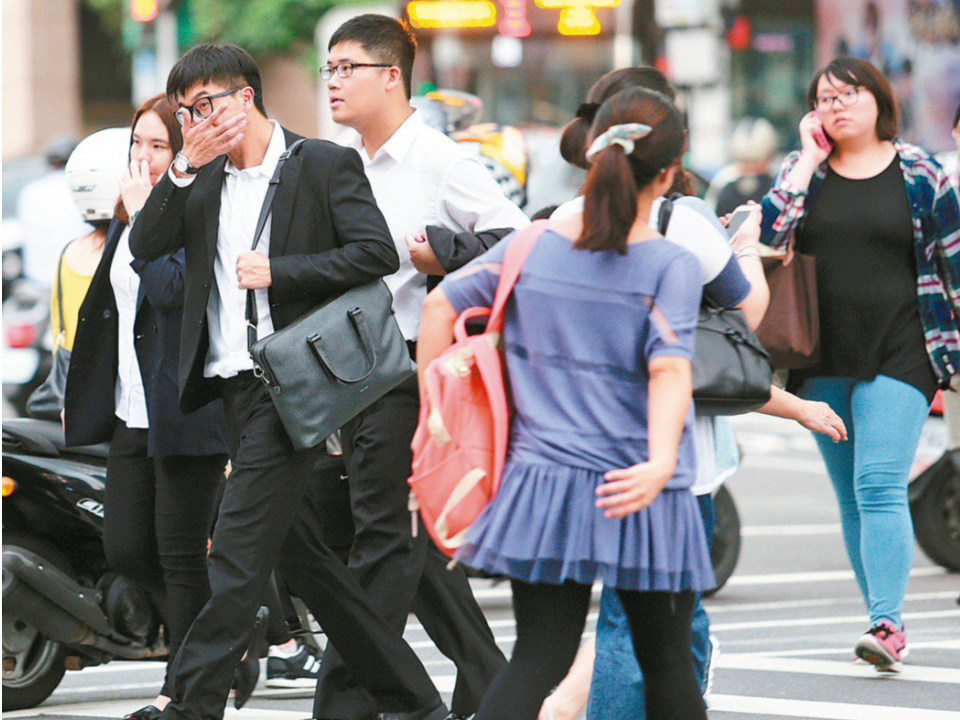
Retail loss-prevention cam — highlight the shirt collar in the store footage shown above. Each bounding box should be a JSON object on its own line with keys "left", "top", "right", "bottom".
{"left": 353, "top": 110, "right": 424, "bottom": 165}
{"left": 224, "top": 120, "right": 285, "bottom": 178}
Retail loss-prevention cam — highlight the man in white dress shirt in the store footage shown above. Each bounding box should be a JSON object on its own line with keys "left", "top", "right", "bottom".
{"left": 311, "top": 15, "right": 530, "bottom": 720}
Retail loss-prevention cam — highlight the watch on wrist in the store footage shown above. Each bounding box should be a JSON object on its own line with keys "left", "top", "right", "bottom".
{"left": 129, "top": 210, "right": 140, "bottom": 227}
{"left": 173, "top": 152, "right": 200, "bottom": 175}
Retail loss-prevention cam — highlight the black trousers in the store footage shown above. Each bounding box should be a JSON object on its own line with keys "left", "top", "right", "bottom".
{"left": 160, "top": 373, "right": 440, "bottom": 720}
{"left": 104, "top": 422, "right": 225, "bottom": 697}
{"left": 475, "top": 581, "right": 705, "bottom": 720}
{"left": 313, "top": 374, "right": 506, "bottom": 720}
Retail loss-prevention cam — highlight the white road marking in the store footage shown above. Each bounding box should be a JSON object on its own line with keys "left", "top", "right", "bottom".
{"left": 741, "top": 455, "right": 827, "bottom": 473}
{"left": 708, "top": 693, "right": 960, "bottom": 719}
{"left": 717, "top": 655, "right": 960, "bottom": 684}
{"left": 741, "top": 523, "right": 842, "bottom": 536}
{"left": 706, "top": 590, "right": 959, "bottom": 615}
{"left": 726, "top": 565, "right": 945, "bottom": 587}
{"left": 737, "top": 639, "right": 960, "bottom": 657}
{"left": 712, "top": 608, "right": 960, "bottom": 633}
{"left": 469, "top": 566, "right": 947, "bottom": 601}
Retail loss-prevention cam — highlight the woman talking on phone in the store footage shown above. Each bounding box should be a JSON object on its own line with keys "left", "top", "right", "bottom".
{"left": 759, "top": 57, "right": 960, "bottom": 672}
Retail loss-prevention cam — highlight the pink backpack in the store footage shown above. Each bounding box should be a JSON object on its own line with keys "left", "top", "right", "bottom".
{"left": 408, "top": 221, "right": 547, "bottom": 558}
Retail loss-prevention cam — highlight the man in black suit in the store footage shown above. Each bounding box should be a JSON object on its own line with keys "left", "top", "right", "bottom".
{"left": 129, "top": 44, "right": 445, "bottom": 720}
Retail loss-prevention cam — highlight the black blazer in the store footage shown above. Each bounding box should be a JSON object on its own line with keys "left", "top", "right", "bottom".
{"left": 128, "top": 127, "right": 399, "bottom": 414}
{"left": 64, "top": 219, "right": 227, "bottom": 457}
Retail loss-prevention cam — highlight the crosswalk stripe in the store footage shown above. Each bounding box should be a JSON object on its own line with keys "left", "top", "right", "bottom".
{"left": 708, "top": 693, "right": 960, "bottom": 719}
{"left": 712, "top": 608, "right": 960, "bottom": 632}
{"left": 717, "top": 655, "right": 960, "bottom": 684}
{"left": 469, "top": 566, "right": 947, "bottom": 599}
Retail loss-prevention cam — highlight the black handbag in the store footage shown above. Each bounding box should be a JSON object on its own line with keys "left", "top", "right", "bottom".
{"left": 247, "top": 140, "right": 416, "bottom": 450}
{"left": 658, "top": 195, "right": 772, "bottom": 415}
{"left": 26, "top": 245, "right": 72, "bottom": 420}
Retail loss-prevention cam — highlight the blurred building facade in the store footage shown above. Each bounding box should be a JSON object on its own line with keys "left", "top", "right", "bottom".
{"left": 2, "top": 0, "right": 84, "bottom": 161}
{"left": 3, "top": 0, "right": 958, "bottom": 170}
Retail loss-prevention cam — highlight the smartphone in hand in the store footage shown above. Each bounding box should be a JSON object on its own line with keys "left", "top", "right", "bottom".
{"left": 726, "top": 207, "right": 755, "bottom": 239}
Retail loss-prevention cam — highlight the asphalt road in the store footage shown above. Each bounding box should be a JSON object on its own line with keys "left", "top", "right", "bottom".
{"left": 5, "top": 415, "right": 959, "bottom": 720}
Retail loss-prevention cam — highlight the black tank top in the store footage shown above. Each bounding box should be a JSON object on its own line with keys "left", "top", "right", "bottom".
{"left": 795, "top": 155, "right": 937, "bottom": 401}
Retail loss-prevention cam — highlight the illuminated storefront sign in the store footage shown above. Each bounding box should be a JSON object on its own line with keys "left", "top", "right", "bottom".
{"left": 408, "top": 0, "right": 498, "bottom": 29}
{"left": 534, "top": 0, "right": 620, "bottom": 36}
{"left": 499, "top": 0, "right": 532, "bottom": 38}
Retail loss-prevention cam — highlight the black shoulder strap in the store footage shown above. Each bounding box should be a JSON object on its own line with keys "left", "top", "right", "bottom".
{"left": 246, "top": 138, "right": 308, "bottom": 354}
{"left": 656, "top": 192, "right": 685, "bottom": 236}
{"left": 54, "top": 242, "right": 71, "bottom": 340}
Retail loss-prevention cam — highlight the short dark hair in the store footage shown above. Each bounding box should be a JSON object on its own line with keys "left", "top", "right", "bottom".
{"left": 329, "top": 15, "right": 417, "bottom": 99}
{"left": 167, "top": 44, "right": 266, "bottom": 116}
{"left": 579, "top": 88, "right": 686, "bottom": 255}
{"left": 561, "top": 67, "right": 676, "bottom": 170}
{"left": 807, "top": 57, "right": 898, "bottom": 141}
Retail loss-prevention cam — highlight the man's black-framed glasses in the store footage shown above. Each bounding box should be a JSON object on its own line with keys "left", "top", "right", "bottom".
{"left": 320, "top": 62, "right": 393, "bottom": 81}
{"left": 175, "top": 87, "right": 245, "bottom": 126}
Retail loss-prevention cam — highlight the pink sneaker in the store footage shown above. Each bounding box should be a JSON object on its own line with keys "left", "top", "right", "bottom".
{"left": 854, "top": 621, "right": 906, "bottom": 673}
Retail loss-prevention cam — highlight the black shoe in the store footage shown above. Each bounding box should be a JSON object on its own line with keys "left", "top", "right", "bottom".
{"left": 123, "top": 705, "right": 162, "bottom": 720}
{"left": 265, "top": 642, "right": 323, "bottom": 688}
{"left": 233, "top": 606, "right": 269, "bottom": 709}
{"left": 377, "top": 704, "right": 449, "bottom": 720}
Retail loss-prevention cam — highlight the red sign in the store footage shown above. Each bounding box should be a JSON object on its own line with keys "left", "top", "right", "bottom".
{"left": 499, "top": 0, "right": 531, "bottom": 38}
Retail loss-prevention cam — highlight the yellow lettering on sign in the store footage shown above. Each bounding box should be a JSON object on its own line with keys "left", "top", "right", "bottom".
{"left": 534, "top": 0, "right": 618, "bottom": 35}
{"left": 408, "top": 1, "right": 499, "bottom": 29}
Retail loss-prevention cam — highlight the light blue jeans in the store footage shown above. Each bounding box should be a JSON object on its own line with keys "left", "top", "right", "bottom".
{"left": 799, "top": 375, "right": 929, "bottom": 629}
{"left": 586, "top": 494, "right": 714, "bottom": 720}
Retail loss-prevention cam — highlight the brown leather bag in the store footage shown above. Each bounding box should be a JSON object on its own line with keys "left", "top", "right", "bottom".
{"left": 756, "top": 238, "right": 820, "bottom": 369}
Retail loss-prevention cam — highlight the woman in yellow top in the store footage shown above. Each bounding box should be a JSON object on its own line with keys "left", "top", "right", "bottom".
{"left": 25, "top": 130, "right": 127, "bottom": 421}
{"left": 49, "top": 232, "right": 102, "bottom": 353}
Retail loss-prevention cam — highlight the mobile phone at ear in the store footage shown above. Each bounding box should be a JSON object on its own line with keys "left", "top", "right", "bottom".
{"left": 805, "top": 112, "right": 833, "bottom": 151}
{"left": 726, "top": 207, "right": 755, "bottom": 239}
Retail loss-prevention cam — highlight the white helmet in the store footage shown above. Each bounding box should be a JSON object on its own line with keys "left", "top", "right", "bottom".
{"left": 65, "top": 128, "right": 131, "bottom": 221}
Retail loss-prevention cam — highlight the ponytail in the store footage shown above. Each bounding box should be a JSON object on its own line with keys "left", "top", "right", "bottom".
{"left": 577, "top": 146, "right": 638, "bottom": 254}
{"left": 574, "top": 89, "right": 685, "bottom": 254}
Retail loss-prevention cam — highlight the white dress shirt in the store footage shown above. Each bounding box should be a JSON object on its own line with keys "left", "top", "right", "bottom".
{"left": 169, "top": 121, "right": 285, "bottom": 378}
{"left": 344, "top": 110, "right": 530, "bottom": 340}
{"left": 110, "top": 226, "right": 150, "bottom": 428}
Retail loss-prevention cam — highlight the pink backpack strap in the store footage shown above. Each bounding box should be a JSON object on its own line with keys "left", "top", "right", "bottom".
{"left": 487, "top": 220, "right": 549, "bottom": 333}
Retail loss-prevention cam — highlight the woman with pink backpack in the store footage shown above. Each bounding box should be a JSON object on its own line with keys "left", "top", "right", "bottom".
{"left": 417, "top": 88, "right": 710, "bottom": 720}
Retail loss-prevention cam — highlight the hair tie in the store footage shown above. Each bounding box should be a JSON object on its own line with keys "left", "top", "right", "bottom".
{"left": 576, "top": 102, "right": 599, "bottom": 122}
{"left": 585, "top": 123, "right": 653, "bottom": 163}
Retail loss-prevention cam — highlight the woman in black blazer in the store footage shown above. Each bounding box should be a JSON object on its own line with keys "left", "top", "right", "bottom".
{"left": 64, "top": 95, "right": 228, "bottom": 720}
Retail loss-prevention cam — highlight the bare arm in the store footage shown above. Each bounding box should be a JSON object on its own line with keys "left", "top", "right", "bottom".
{"left": 758, "top": 385, "right": 847, "bottom": 442}
{"left": 417, "top": 288, "right": 459, "bottom": 388}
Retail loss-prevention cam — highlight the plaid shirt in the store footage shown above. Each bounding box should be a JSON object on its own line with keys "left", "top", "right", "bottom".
{"left": 759, "top": 140, "right": 960, "bottom": 386}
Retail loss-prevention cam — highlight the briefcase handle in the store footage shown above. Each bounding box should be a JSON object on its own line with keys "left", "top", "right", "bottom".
{"left": 307, "top": 307, "right": 379, "bottom": 385}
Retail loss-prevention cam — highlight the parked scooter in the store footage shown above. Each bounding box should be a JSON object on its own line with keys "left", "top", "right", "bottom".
{"left": 909, "top": 392, "right": 960, "bottom": 571}
{"left": 2, "top": 418, "right": 332, "bottom": 710}
{"left": 2, "top": 419, "right": 168, "bottom": 710}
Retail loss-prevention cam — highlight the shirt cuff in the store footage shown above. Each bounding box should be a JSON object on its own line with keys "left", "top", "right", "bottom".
{"left": 778, "top": 177, "right": 808, "bottom": 196}
{"left": 168, "top": 165, "right": 196, "bottom": 188}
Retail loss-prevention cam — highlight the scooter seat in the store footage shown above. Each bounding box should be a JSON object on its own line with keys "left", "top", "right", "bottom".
{"left": 2, "top": 418, "right": 110, "bottom": 459}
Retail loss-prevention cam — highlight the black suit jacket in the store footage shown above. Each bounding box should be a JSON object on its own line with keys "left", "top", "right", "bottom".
{"left": 64, "top": 219, "right": 228, "bottom": 456}
{"left": 128, "top": 127, "right": 399, "bottom": 414}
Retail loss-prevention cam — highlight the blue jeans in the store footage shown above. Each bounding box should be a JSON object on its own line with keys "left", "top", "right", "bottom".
{"left": 799, "top": 375, "right": 928, "bottom": 629}
{"left": 586, "top": 494, "right": 715, "bottom": 720}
